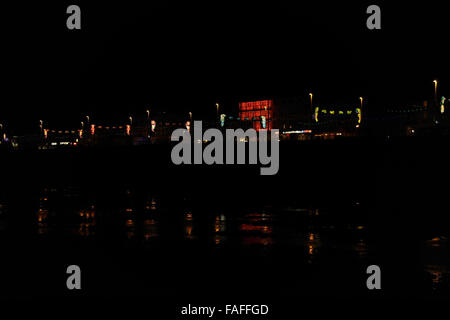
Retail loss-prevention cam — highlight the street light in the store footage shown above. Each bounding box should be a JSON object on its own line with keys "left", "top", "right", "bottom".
{"left": 216, "top": 103, "right": 219, "bottom": 118}
{"left": 359, "top": 97, "right": 363, "bottom": 109}
{"left": 433, "top": 80, "right": 438, "bottom": 102}
{"left": 129, "top": 116, "right": 133, "bottom": 126}
{"left": 189, "top": 112, "right": 193, "bottom": 122}
{"left": 146, "top": 109, "right": 151, "bottom": 137}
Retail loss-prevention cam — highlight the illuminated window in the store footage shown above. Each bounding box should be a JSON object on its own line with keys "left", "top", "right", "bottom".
{"left": 238, "top": 100, "right": 273, "bottom": 131}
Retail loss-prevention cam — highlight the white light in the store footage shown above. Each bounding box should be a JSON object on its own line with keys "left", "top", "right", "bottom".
{"left": 282, "top": 130, "right": 312, "bottom": 134}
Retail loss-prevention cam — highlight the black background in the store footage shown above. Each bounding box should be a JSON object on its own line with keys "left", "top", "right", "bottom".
{"left": 2, "top": 1, "right": 449, "bottom": 133}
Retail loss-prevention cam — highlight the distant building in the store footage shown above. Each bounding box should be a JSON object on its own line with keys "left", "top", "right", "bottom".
{"left": 237, "top": 98, "right": 361, "bottom": 139}
{"left": 40, "top": 129, "right": 80, "bottom": 149}
{"left": 311, "top": 105, "right": 361, "bottom": 137}
{"left": 238, "top": 99, "right": 274, "bottom": 131}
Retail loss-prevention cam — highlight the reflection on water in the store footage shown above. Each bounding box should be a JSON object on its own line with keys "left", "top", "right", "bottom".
{"left": 214, "top": 214, "right": 227, "bottom": 245}
{"left": 306, "top": 232, "right": 321, "bottom": 264}
{"left": 352, "top": 223, "right": 369, "bottom": 258}
{"left": 424, "top": 264, "right": 447, "bottom": 289}
{"left": 124, "top": 188, "right": 135, "bottom": 212}
{"left": 37, "top": 190, "right": 50, "bottom": 235}
{"left": 143, "top": 218, "right": 159, "bottom": 240}
{"left": 423, "top": 236, "right": 450, "bottom": 292}
{"left": 184, "top": 211, "right": 196, "bottom": 240}
{"left": 123, "top": 188, "right": 136, "bottom": 240}
{"left": 145, "top": 195, "right": 158, "bottom": 212}
{"left": 353, "top": 239, "right": 369, "bottom": 258}
{"left": 240, "top": 213, "right": 274, "bottom": 247}
{"left": 426, "top": 236, "right": 447, "bottom": 248}
{"left": 75, "top": 205, "right": 96, "bottom": 238}
{"left": 143, "top": 193, "right": 159, "bottom": 241}
{"left": 124, "top": 217, "right": 136, "bottom": 240}
{"left": 3, "top": 185, "right": 448, "bottom": 297}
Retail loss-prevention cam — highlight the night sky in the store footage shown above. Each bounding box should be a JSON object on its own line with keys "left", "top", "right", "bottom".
{"left": 3, "top": 1, "right": 449, "bottom": 134}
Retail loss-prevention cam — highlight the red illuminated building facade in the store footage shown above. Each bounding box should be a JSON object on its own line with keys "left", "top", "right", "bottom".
{"left": 239, "top": 100, "right": 273, "bottom": 131}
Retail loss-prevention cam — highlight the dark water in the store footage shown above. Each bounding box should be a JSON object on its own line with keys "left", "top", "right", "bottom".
{"left": 1, "top": 139, "right": 450, "bottom": 301}
{"left": 0, "top": 183, "right": 449, "bottom": 300}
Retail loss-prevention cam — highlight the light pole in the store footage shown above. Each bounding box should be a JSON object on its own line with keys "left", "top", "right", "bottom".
{"left": 356, "top": 97, "right": 363, "bottom": 126}
{"left": 39, "top": 120, "right": 44, "bottom": 135}
{"left": 80, "top": 121, "right": 84, "bottom": 139}
{"left": 146, "top": 109, "right": 150, "bottom": 137}
{"left": 189, "top": 112, "right": 192, "bottom": 122}
{"left": 128, "top": 116, "right": 133, "bottom": 136}
{"left": 309, "top": 93, "right": 313, "bottom": 117}
{"left": 433, "top": 80, "right": 438, "bottom": 104}
{"left": 216, "top": 103, "right": 219, "bottom": 119}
